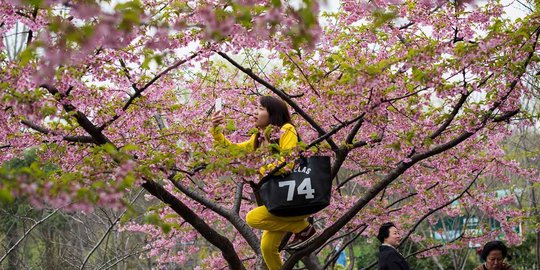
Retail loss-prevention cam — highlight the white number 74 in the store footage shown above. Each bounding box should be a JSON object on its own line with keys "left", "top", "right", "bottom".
{"left": 278, "top": 178, "right": 315, "bottom": 201}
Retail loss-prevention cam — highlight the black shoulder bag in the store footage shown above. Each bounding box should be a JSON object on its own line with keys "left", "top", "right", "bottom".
{"left": 252, "top": 131, "right": 332, "bottom": 217}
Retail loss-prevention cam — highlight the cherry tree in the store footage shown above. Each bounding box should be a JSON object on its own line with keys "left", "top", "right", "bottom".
{"left": 1, "top": 0, "right": 539, "bottom": 268}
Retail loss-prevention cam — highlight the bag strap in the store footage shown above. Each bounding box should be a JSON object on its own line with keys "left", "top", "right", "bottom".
{"left": 247, "top": 180, "right": 264, "bottom": 206}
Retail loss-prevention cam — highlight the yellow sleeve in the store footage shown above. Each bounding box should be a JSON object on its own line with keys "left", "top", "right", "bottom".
{"left": 278, "top": 124, "right": 298, "bottom": 151}
{"left": 210, "top": 127, "right": 256, "bottom": 151}
{"left": 259, "top": 124, "right": 298, "bottom": 176}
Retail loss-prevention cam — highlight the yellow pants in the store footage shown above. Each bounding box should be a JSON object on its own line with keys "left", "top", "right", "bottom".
{"left": 245, "top": 206, "right": 310, "bottom": 270}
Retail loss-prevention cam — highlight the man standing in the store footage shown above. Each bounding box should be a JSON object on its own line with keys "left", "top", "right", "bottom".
{"left": 377, "top": 222, "right": 411, "bottom": 270}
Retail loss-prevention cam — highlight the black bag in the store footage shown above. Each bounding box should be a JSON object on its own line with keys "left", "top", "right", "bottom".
{"left": 256, "top": 156, "right": 332, "bottom": 217}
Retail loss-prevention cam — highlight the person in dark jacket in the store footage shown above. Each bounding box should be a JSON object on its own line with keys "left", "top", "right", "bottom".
{"left": 473, "top": 241, "right": 514, "bottom": 270}
{"left": 377, "top": 222, "right": 411, "bottom": 270}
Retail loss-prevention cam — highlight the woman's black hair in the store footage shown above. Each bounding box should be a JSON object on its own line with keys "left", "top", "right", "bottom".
{"left": 253, "top": 96, "right": 293, "bottom": 150}
{"left": 480, "top": 241, "right": 510, "bottom": 261}
{"left": 377, "top": 222, "right": 395, "bottom": 243}
{"left": 259, "top": 96, "right": 291, "bottom": 127}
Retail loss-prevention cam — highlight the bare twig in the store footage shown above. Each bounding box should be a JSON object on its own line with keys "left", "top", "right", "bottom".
{"left": 79, "top": 189, "right": 144, "bottom": 270}
{"left": 0, "top": 208, "right": 60, "bottom": 264}
{"left": 99, "top": 52, "right": 199, "bottom": 131}
{"left": 284, "top": 52, "right": 320, "bottom": 97}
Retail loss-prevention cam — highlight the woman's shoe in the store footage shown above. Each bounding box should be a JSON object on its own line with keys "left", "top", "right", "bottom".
{"left": 286, "top": 225, "right": 317, "bottom": 249}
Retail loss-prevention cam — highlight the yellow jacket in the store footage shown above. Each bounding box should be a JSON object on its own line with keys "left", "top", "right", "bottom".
{"left": 210, "top": 123, "right": 298, "bottom": 176}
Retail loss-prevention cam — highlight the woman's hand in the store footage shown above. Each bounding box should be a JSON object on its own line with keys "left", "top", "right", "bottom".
{"left": 211, "top": 112, "right": 225, "bottom": 129}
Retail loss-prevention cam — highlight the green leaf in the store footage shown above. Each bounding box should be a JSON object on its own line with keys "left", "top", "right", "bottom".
{"left": 161, "top": 223, "right": 172, "bottom": 234}
{"left": 405, "top": 130, "right": 415, "bottom": 144}
{"left": 102, "top": 143, "right": 118, "bottom": 154}
{"left": 120, "top": 173, "right": 135, "bottom": 189}
{"left": 143, "top": 213, "right": 161, "bottom": 225}
{"left": 225, "top": 120, "right": 236, "bottom": 131}
{"left": 412, "top": 67, "right": 427, "bottom": 82}
{"left": 122, "top": 144, "right": 140, "bottom": 151}
{"left": 271, "top": 0, "right": 281, "bottom": 7}
{"left": 389, "top": 142, "right": 401, "bottom": 151}
{"left": 0, "top": 188, "right": 14, "bottom": 203}
{"left": 19, "top": 47, "right": 36, "bottom": 65}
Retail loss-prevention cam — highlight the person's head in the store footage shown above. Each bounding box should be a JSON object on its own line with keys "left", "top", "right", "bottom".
{"left": 480, "top": 241, "right": 510, "bottom": 270}
{"left": 255, "top": 96, "right": 291, "bottom": 128}
{"left": 377, "top": 222, "right": 401, "bottom": 247}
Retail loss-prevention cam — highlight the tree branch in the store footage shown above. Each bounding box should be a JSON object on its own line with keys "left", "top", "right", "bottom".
{"left": 99, "top": 52, "right": 199, "bottom": 131}
{"left": 41, "top": 84, "right": 111, "bottom": 145}
{"left": 336, "top": 169, "right": 380, "bottom": 190}
{"left": 345, "top": 113, "right": 366, "bottom": 145}
{"left": 385, "top": 182, "right": 439, "bottom": 210}
{"left": 322, "top": 226, "right": 367, "bottom": 269}
{"left": 142, "top": 178, "right": 246, "bottom": 270}
{"left": 307, "top": 113, "right": 365, "bottom": 150}
{"left": 21, "top": 120, "right": 95, "bottom": 143}
{"left": 428, "top": 92, "right": 470, "bottom": 140}
{"left": 97, "top": 247, "right": 153, "bottom": 270}
{"left": 232, "top": 181, "right": 244, "bottom": 214}
{"left": 493, "top": 109, "right": 520, "bottom": 123}
{"left": 284, "top": 52, "right": 320, "bottom": 97}
{"left": 397, "top": 167, "right": 484, "bottom": 249}
{"left": 169, "top": 175, "right": 260, "bottom": 254}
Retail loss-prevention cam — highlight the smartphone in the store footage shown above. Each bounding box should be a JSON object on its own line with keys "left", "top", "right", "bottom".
{"left": 215, "top": 98, "right": 223, "bottom": 111}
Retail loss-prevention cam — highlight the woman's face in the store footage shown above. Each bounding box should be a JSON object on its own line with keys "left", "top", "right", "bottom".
{"left": 255, "top": 105, "right": 270, "bottom": 128}
{"left": 485, "top": 250, "right": 504, "bottom": 270}
{"left": 384, "top": 226, "right": 401, "bottom": 247}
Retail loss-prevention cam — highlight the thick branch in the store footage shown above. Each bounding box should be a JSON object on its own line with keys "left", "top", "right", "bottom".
{"left": 142, "top": 179, "right": 246, "bottom": 270}
{"left": 21, "top": 120, "right": 95, "bottom": 143}
{"left": 345, "top": 113, "right": 366, "bottom": 145}
{"left": 232, "top": 181, "right": 244, "bottom": 214}
{"left": 169, "top": 176, "right": 260, "bottom": 254}
{"left": 428, "top": 92, "right": 470, "bottom": 140}
{"left": 40, "top": 84, "right": 111, "bottom": 145}
{"left": 493, "top": 109, "right": 520, "bottom": 123}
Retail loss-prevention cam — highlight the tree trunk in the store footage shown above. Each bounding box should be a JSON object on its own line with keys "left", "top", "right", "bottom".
{"left": 531, "top": 185, "right": 540, "bottom": 270}
{"left": 6, "top": 226, "right": 18, "bottom": 270}
{"left": 301, "top": 254, "right": 322, "bottom": 270}
{"left": 430, "top": 255, "right": 445, "bottom": 270}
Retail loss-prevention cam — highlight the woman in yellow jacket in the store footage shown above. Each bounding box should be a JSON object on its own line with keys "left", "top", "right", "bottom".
{"left": 211, "top": 96, "right": 317, "bottom": 270}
